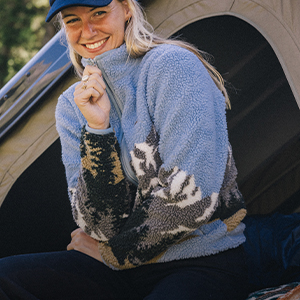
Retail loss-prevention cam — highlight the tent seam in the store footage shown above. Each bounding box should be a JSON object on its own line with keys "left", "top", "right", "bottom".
{"left": 248, "top": 0, "right": 300, "bottom": 52}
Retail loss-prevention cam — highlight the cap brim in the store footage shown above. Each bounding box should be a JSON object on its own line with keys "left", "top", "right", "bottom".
{"left": 46, "top": 0, "right": 113, "bottom": 22}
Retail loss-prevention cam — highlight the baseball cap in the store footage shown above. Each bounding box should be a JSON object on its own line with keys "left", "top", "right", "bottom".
{"left": 46, "top": 0, "right": 113, "bottom": 22}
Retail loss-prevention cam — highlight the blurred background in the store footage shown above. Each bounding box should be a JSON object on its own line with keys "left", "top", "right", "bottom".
{"left": 0, "top": 0, "right": 56, "bottom": 88}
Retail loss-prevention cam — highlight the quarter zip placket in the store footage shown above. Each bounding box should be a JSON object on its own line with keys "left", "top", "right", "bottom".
{"left": 88, "top": 58, "right": 138, "bottom": 186}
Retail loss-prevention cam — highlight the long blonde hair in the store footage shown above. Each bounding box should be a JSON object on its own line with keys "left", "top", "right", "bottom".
{"left": 59, "top": 0, "right": 230, "bottom": 107}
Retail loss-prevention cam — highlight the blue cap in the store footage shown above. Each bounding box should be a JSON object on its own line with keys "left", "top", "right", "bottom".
{"left": 46, "top": 0, "right": 113, "bottom": 22}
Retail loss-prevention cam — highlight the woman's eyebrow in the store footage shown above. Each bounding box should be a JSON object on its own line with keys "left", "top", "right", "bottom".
{"left": 89, "top": 7, "right": 99, "bottom": 12}
{"left": 62, "top": 7, "right": 100, "bottom": 19}
{"left": 90, "top": 5, "right": 111, "bottom": 11}
{"left": 62, "top": 13, "right": 77, "bottom": 19}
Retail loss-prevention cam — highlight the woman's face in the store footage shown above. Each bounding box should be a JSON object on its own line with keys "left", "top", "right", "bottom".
{"left": 61, "top": 0, "right": 131, "bottom": 59}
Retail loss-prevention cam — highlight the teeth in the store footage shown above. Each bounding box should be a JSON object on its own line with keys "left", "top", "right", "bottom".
{"left": 86, "top": 39, "right": 107, "bottom": 49}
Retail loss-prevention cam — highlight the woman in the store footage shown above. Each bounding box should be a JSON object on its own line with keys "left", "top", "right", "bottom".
{"left": 0, "top": 0, "right": 251, "bottom": 299}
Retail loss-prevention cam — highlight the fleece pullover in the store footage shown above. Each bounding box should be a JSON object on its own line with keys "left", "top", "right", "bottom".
{"left": 56, "top": 43, "right": 246, "bottom": 270}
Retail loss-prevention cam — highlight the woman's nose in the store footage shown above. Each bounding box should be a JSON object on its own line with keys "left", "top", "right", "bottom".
{"left": 82, "top": 22, "right": 97, "bottom": 38}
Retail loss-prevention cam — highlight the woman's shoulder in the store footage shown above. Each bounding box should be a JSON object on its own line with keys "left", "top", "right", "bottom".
{"left": 145, "top": 43, "right": 197, "bottom": 63}
{"left": 147, "top": 42, "right": 190, "bottom": 55}
{"left": 139, "top": 43, "right": 208, "bottom": 85}
{"left": 141, "top": 43, "right": 205, "bottom": 75}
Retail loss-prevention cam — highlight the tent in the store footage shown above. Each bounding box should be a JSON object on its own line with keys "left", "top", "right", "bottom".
{"left": 0, "top": 0, "right": 300, "bottom": 257}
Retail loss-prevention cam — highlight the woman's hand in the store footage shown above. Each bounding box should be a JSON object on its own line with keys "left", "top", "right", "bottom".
{"left": 74, "top": 65, "right": 111, "bottom": 130}
{"left": 67, "top": 228, "right": 103, "bottom": 262}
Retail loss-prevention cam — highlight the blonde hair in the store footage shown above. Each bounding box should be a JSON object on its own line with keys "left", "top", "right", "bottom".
{"left": 59, "top": 0, "right": 230, "bottom": 107}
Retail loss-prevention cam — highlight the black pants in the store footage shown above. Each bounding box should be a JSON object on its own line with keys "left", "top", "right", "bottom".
{"left": 0, "top": 246, "right": 251, "bottom": 300}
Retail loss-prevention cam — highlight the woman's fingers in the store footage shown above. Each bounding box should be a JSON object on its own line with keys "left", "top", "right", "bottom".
{"left": 82, "top": 64, "right": 102, "bottom": 77}
{"left": 73, "top": 65, "right": 111, "bottom": 129}
{"left": 75, "top": 83, "right": 104, "bottom": 104}
{"left": 68, "top": 228, "right": 86, "bottom": 250}
{"left": 67, "top": 228, "right": 103, "bottom": 262}
{"left": 82, "top": 78, "right": 106, "bottom": 101}
{"left": 70, "top": 228, "right": 82, "bottom": 238}
{"left": 75, "top": 65, "right": 106, "bottom": 100}
{"left": 75, "top": 74, "right": 105, "bottom": 97}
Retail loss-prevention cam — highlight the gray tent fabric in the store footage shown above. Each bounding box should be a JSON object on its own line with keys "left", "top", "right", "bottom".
{"left": 0, "top": 0, "right": 299, "bottom": 207}
{"left": 0, "top": 76, "right": 77, "bottom": 206}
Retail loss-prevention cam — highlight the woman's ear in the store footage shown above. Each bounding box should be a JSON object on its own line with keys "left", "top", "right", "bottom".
{"left": 122, "top": 0, "right": 132, "bottom": 21}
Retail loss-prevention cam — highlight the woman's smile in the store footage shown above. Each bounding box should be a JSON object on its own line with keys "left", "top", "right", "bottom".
{"left": 85, "top": 38, "right": 109, "bottom": 49}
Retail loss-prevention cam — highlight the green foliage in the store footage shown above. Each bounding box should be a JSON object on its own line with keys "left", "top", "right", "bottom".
{"left": 0, "top": 0, "right": 56, "bottom": 88}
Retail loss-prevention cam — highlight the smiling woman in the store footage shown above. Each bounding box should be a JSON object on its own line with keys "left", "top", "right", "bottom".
{"left": 0, "top": 0, "right": 252, "bottom": 299}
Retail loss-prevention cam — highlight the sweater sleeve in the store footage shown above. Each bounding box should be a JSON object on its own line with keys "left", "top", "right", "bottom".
{"left": 56, "top": 88, "right": 132, "bottom": 241}
{"left": 55, "top": 86, "right": 83, "bottom": 191}
{"left": 97, "top": 47, "right": 234, "bottom": 270}
{"left": 71, "top": 129, "right": 133, "bottom": 241}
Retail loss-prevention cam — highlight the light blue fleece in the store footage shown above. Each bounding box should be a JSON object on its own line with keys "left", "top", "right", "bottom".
{"left": 82, "top": 43, "right": 228, "bottom": 196}
{"left": 56, "top": 43, "right": 246, "bottom": 270}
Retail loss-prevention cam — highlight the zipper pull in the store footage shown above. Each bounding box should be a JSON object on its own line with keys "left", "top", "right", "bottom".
{"left": 88, "top": 58, "right": 97, "bottom": 67}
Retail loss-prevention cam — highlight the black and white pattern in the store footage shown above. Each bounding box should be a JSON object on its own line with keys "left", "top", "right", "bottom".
{"left": 70, "top": 129, "right": 132, "bottom": 241}
{"left": 70, "top": 126, "right": 246, "bottom": 269}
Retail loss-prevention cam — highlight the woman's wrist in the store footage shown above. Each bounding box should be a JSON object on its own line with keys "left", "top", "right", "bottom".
{"left": 85, "top": 124, "right": 113, "bottom": 135}
{"left": 87, "top": 120, "right": 110, "bottom": 130}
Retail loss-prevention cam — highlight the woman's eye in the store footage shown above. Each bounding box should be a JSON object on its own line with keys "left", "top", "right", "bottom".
{"left": 65, "top": 18, "right": 79, "bottom": 25}
{"left": 95, "top": 11, "right": 106, "bottom": 17}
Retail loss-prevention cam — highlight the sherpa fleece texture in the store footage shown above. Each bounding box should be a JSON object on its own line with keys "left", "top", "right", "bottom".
{"left": 56, "top": 43, "right": 246, "bottom": 270}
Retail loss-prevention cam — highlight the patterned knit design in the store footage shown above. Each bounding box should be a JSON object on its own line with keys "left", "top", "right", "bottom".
{"left": 210, "top": 145, "right": 247, "bottom": 231}
{"left": 70, "top": 128, "right": 133, "bottom": 241}
{"left": 70, "top": 126, "right": 246, "bottom": 269}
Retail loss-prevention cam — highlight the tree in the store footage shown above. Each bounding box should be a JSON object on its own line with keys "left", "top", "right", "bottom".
{"left": 0, "top": 0, "right": 56, "bottom": 88}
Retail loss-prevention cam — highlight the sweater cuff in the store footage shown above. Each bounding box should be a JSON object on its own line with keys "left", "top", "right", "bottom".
{"left": 85, "top": 124, "right": 114, "bottom": 135}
